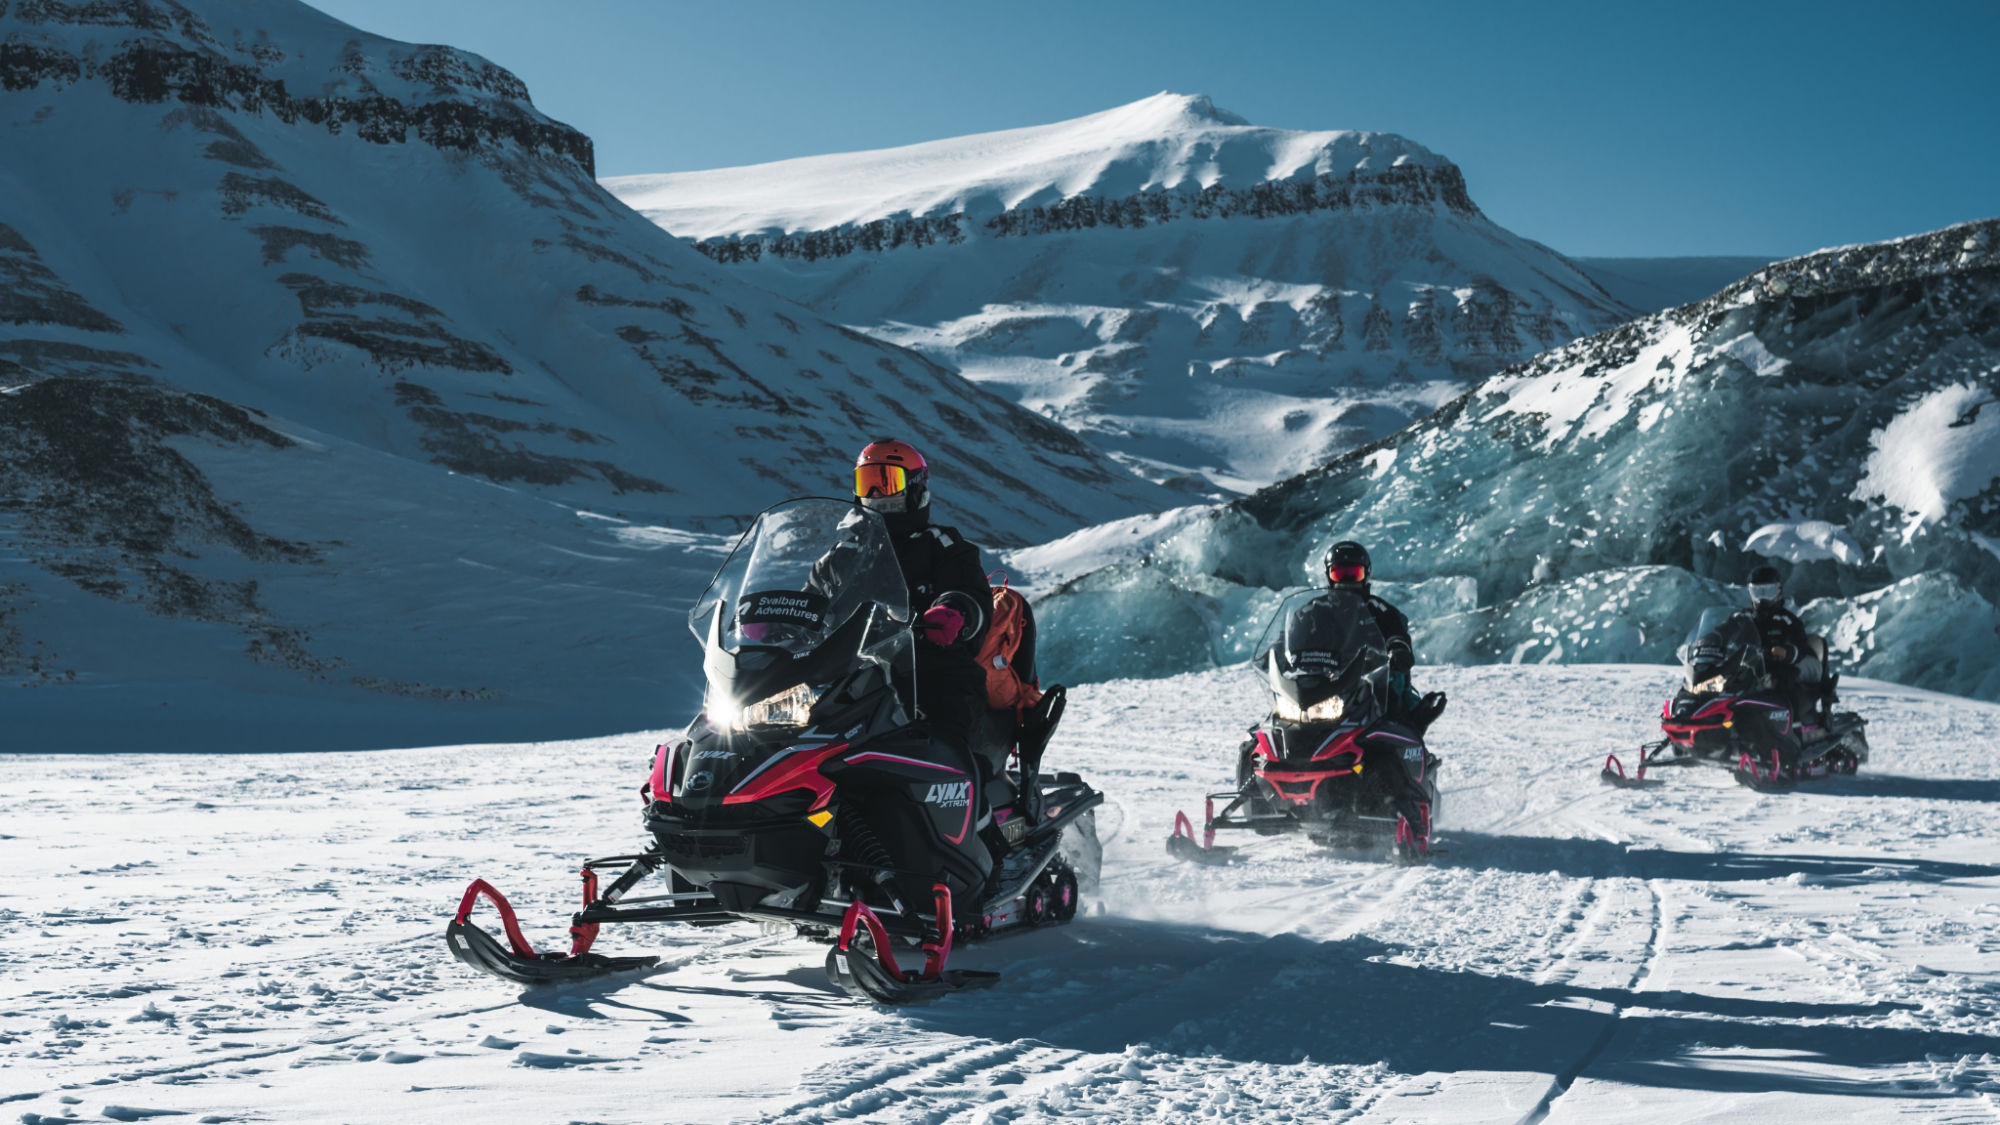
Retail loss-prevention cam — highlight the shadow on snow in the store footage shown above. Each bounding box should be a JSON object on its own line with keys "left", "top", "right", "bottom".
{"left": 891, "top": 918, "right": 1984, "bottom": 1103}
{"left": 1439, "top": 830, "right": 1998, "bottom": 884}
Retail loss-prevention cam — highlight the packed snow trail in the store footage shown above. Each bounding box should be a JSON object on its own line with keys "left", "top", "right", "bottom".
{"left": 4, "top": 665, "right": 1998, "bottom": 1123}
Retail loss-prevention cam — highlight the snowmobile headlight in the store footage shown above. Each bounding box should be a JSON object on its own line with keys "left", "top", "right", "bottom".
{"left": 730, "top": 682, "right": 821, "bottom": 731}
{"left": 1691, "top": 674, "right": 1728, "bottom": 694}
{"left": 1274, "top": 694, "right": 1344, "bottom": 724}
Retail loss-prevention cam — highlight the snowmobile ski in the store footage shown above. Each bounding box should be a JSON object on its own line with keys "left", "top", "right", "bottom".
{"left": 445, "top": 877, "right": 659, "bottom": 985}
{"left": 1166, "top": 799, "right": 1241, "bottom": 865}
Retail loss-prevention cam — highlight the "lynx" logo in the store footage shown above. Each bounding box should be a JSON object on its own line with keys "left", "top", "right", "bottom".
{"left": 925, "top": 780, "right": 971, "bottom": 808}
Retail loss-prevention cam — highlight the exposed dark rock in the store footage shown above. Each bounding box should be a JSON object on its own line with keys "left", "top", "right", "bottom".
{"left": 275, "top": 273, "right": 510, "bottom": 373}
{"left": 693, "top": 212, "right": 964, "bottom": 265}
{"left": 573, "top": 283, "right": 694, "bottom": 321}
{"left": 1, "top": 13, "right": 593, "bottom": 173}
{"left": 0, "top": 338, "right": 153, "bottom": 376}
{"left": 219, "top": 172, "right": 338, "bottom": 222}
{"left": 251, "top": 224, "right": 366, "bottom": 267}
{"left": 0, "top": 375, "right": 329, "bottom": 667}
{"left": 690, "top": 164, "right": 1478, "bottom": 266}
{"left": 0, "top": 221, "right": 125, "bottom": 332}
{"left": 391, "top": 379, "right": 668, "bottom": 494}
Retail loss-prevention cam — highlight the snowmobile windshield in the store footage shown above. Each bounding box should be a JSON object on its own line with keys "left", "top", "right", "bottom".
{"left": 690, "top": 499, "right": 911, "bottom": 660}
{"left": 1683, "top": 606, "right": 1765, "bottom": 690}
{"left": 1252, "top": 589, "right": 1392, "bottom": 723}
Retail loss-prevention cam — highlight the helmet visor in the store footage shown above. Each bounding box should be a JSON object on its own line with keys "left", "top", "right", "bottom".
{"left": 1328, "top": 564, "right": 1368, "bottom": 585}
{"left": 1748, "top": 581, "right": 1783, "bottom": 603}
{"left": 854, "top": 464, "right": 907, "bottom": 499}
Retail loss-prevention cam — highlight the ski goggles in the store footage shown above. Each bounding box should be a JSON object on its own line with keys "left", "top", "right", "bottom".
{"left": 1328, "top": 564, "right": 1368, "bottom": 585}
{"left": 1748, "top": 581, "right": 1783, "bottom": 603}
{"left": 854, "top": 463, "right": 908, "bottom": 499}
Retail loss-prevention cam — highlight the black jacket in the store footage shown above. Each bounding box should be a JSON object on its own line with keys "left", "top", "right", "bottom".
{"left": 1363, "top": 591, "right": 1416, "bottom": 675}
{"left": 1280, "top": 588, "right": 1414, "bottom": 676}
{"left": 890, "top": 522, "right": 991, "bottom": 649}
{"left": 1692, "top": 605, "right": 1815, "bottom": 688}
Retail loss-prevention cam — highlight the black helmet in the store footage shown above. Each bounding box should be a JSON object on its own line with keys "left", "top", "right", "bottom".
{"left": 1323, "top": 540, "right": 1370, "bottom": 588}
{"left": 1747, "top": 565, "right": 1784, "bottom": 607}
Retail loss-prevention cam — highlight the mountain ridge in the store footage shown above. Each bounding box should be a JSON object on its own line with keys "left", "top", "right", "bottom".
{"left": 606, "top": 93, "right": 1634, "bottom": 495}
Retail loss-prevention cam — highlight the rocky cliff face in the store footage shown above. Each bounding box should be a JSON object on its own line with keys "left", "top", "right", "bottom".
{"left": 0, "top": 0, "right": 1177, "bottom": 745}
{"left": 689, "top": 162, "right": 1480, "bottom": 265}
{"left": 608, "top": 94, "right": 1634, "bottom": 495}
{"left": 1034, "top": 219, "right": 2000, "bottom": 701}
{"left": 1, "top": 3, "right": 594, "bottom": 169}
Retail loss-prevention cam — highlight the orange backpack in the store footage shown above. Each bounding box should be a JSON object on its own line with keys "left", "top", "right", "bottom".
{"left": 977, "top": 575, "right": 1044, "bottom": 717}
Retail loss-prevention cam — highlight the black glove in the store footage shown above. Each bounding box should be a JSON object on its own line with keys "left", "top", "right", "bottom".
{"left": 1410, "top": 691, "right": 1448, "bottom": 732}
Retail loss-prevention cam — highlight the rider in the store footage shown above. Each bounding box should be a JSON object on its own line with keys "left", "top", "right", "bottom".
{"left": 852, "top": 440, "right": 993, "bottom": 761}
{"left": 1690, "top": 564, "right": 1825, "bottom": 726}
{"left": 1319, "top": 541, "right": 1442, "bottom": 729}
{"left": 1268, "top": 540, "right": 1443, "bottom": 851}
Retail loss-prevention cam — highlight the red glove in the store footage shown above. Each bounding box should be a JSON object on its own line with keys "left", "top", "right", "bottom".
{"left": 918, "top": 605, "right": 965, "bottom": 647}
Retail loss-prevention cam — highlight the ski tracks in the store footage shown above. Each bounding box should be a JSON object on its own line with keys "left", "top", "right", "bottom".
{"left": 740, "top": 868, "right": 1429, "bottom": 1125}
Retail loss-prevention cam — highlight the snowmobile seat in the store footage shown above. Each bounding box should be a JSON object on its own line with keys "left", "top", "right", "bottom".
{"left": 1796, "top": 635, "right": 1830, "bottom": 685}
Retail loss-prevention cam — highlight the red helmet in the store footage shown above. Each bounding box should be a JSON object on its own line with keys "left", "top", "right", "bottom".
{"left": 854, "top": 439, "right": 930, "bottom": 517}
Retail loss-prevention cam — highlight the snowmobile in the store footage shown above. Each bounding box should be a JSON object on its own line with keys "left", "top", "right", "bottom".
{"left": 1602, "top": 607, "right": 1868, "bottom": 792}
{"left": 445, "top": 498, "right": 1101, "bottom": 1004}
{"left": 1168, "top": 588, "right": 1441, "bottom": 866}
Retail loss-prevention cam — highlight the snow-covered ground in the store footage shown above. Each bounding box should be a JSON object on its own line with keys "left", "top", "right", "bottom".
{"left": 6, "top": 664, "right": 1997, "bottom": 1123}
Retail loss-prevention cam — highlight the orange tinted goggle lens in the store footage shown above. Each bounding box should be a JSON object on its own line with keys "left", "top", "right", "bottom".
{"left": 855, "top": 464, "right": 907, "bottom": 498}
{"left": 1330, "top": 564, "right": 1367, "bottom": 584}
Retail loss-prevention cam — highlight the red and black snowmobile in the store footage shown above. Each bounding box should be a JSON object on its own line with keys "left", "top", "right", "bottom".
{"left": 1603, "top": 607, "right": 1868, "bottom": 792}
{"left": 1168, "top": 589, "right": 1442, "bottom": 866}
{"left": 446, "top": 498, "right": 1100, "bottom": 1004}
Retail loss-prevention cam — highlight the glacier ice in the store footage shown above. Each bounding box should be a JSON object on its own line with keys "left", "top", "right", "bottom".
{"left": 1034, "top": 218, "right": 2000, "bottom": 702}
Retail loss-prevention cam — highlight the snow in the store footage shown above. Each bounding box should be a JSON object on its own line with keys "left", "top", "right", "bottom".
{"left": 1746, "top": 521, "right": 1867, "bottom": 565}
{"left": 997, "top": 505, "right": 1218, "bottom": 597}
{"left": 1854, "top": 382, "right": 2000, "bottom": 541}
{"left": 1716, "top": 331, "right": 1792, "bottom": 377}
{"left": 1481, "top": 323, "right": 1696, "bottom": 450}
{"left": 604, "top": 93, "right": 1443, "bottom": 239}
{"left": 5, "top": 664, "right": 1998, "bottom": 1122}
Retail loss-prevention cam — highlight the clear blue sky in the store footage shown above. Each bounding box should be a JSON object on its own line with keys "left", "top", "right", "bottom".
{"left": 307, "top": 0, "right": 1996, "bottom": 258}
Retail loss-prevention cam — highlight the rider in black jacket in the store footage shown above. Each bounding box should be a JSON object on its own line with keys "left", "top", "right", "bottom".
{"left": 852, "top": 440, "right": 991, "bottom": 756}
{"left": 1319, "top": 541, "right": 1443, "bottom": 729}
{"left": 1260, "top": 541, "right": 1444, "bottom": 846}
{"left": 1690, "top": 565, "right": 1824, "bottom": 722}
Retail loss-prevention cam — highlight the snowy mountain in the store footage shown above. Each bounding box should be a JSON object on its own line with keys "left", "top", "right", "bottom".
{"left": 1034, "top": 219, "right": 2000, "bottom": 701}
{"left": 0, "top": 0, "right": 1178, "bottom": 748}
{"left": 9, "top": 664, "right": 1999, "bottom": 1121}
{"left": 606, "top": 93, "right": 1637, "bottom": 495}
